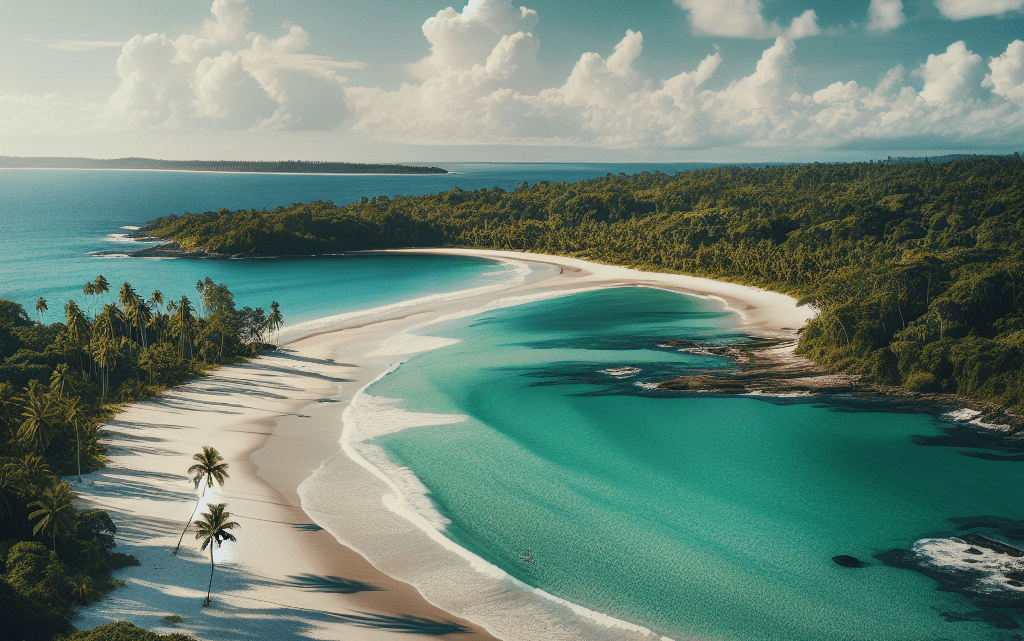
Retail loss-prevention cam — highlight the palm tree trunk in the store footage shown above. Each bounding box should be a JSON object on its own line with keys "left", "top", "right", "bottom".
{"left": 172, "top": 495, "right": 203, "bottom": 555}
{"left": 76, "top": 424, "right": 82, "bottom": 482}
{"left": 205, "top": 545, "right": 215, "bottom": 606}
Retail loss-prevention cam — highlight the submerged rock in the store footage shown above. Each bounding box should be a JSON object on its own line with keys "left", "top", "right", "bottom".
{"left": 832, "top": 555, "right": 867, "bottom": 568}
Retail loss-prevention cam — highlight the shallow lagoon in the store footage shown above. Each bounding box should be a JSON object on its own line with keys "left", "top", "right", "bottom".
{"left": 372, "top": 287, "right": 1023, "bottom": 641}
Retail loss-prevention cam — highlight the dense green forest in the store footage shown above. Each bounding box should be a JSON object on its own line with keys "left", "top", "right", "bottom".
{"left": 144, "top": 154, "right": 1024, "bottom": 412}
{"left": 0, "top": 277, "right": 278, "bottom": 639}
{"left": 0, "top": 156, "right": 446, "bottom": 174}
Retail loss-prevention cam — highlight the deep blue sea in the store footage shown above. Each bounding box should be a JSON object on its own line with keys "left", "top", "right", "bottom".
{"left": 2, "top": 164, "right": 1020, "bottom": 641}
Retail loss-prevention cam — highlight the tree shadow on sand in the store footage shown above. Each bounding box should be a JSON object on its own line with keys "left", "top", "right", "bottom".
{"left": 281, "top": 573, "right": 383, "bottom": 594}
{"left": 331, "top": 612, "right": 471, "bottom": 635}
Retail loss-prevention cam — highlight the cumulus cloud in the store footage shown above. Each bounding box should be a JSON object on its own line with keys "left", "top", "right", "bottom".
{"left": 14, "top": 0, "right": 361, "bottom": 133}
{"left": 675, "top": 0, "right": 820, "bottom": 39}
{"left": 4, "top": 0, "right": 1024, "bottom": 151}
{"left": 346, "top": 14, "right": 1024, "bottom": 152}
{"left": 103, "top": 0, "right": 362, "bottom": 131}
{"left": 408, "top": 0, "right": 539, "bottom": 88}
{"left": 914, "top": 41, "right": 983, "bottom": 103}
{"left": 867, "top": 0, "right": 906, "bottom": 32}
{"left": 934, "top": 0, "right": 1024, "bottom": 20}
{"left": 48, "top": 40, "right": 125, "bottom": 52}
{"left": 984, "top": 40, "right": 1024, "bottom": 103}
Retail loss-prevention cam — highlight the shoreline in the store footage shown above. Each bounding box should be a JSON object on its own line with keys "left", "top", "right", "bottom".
{"left": 70, "top": 250, "right": 816, "bottom": 640}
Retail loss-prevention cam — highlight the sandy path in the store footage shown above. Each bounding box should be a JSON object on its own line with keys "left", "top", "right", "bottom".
{"left": 73, "top": 250, "right": 814, "bottom": 640}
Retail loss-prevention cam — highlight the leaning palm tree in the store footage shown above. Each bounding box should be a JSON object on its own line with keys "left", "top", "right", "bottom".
{"left": 35, "top": 297, "right": 48, "bottom": 323}
{"left": 193, "top": 503, "right": 239, "bottom": 606}
{"left": 172, "top": 446, "right": 230, "bottom": 556}
{"left": 29, "top": 480, "right": 76, "bottom": 553}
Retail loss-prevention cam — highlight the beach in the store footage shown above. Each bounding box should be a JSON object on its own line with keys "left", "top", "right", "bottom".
{"left": 73, "top": 249, "right": 816, "bottom": 641}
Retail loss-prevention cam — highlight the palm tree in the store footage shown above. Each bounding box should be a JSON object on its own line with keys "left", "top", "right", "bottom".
{"left": 65, "top": 300, "right": 91, "bottom": 373}
{"left": 91, "top": 338, "right": 118, "bottom": 403}
{"left": 172, "top": 446, "right": 230, "bottom": 555}
{"left": 49, "top": 363, "right": 73, "bottom": 399}
{"left": 94, "top": 275, "right": 110, "bottom": 306}
{"left": 29, "top": 481, "right": 76, "bottom": 553}
{"left": 18, "top": 383, "right": 61, "bottom": 454}
{"left": 8, "top": 453, "right": 53, "bottom": 484}
{"left": 0, "top": 465, "right": 15, "bottom": 522}
{"left": 193, "top": 503, "right": 239, "bottom": 606}
{"left": 150, "top": 290, "right": 164, "bottom": 314}
{"left": 64, "top": 396, "right": 88, "bottom": 482}
{"left": 172, "top": 296, "right": 196, "bottom": 359}
{"left": 35, "top": 297, "right": 48, "bottom": 323}
{"left": 83, "top": 282, "right": 96, "bottom": 316}
{"left": 266, "top": 301, "right": 284, "bottom": 347}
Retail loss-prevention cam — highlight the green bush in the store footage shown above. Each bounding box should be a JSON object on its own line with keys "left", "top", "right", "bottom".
{"left": 56, "top": 621, "right": 197, "bottom": 641}
{"left": 905, "top": 372, "right": 940, "bottom": 392}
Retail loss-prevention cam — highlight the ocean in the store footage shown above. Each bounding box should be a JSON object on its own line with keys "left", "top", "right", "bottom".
{"left": 2, "top": 165, "right": 1020, "bottom": 641}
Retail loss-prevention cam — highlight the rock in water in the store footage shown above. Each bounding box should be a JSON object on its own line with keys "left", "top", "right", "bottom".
{"left": 833, "top": 555, "right": 867, "bottom": 568}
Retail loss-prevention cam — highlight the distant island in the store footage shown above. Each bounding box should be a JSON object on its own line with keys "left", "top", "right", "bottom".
{"left": 0, "top": 156, "right": 448, "bottom": 174}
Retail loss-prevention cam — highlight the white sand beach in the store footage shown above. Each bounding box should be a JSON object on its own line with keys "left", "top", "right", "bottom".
{"left": 72, "top": 250, "right": 815, "bottom": 641}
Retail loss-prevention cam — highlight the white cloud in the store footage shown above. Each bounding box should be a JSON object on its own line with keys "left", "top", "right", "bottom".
{"left": 675, "top": 0, "right": 820, "bottom": 39}
{"left": 346, "top": 23, "right": 1024, "bottom": 151}
{"left": 984, "top": 40, "right": 1024, "bottom": 103}
{"left": 934, "top": 0, "right": 1024, "bottom": 20}
{"left": 914, "top": 41, "right": 983, "bottom": 103}
{"left": 4, "top": 0, "right": 1024, "bottom": 152}
{"left": 408, "top": 0, "right": 539, "bottom": 88}
{"left": 48, "top": 40, "right": 125, "bottom": 52}
{"left": 867, "top": 0, "right": 906, "bottom": 32}
{"left": 102, "top": 0, "right": 360, "bottom": 131}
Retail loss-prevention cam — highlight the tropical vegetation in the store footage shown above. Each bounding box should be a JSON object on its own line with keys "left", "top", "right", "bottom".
{"left": 143, "top": 154, "right": 1024, "bottom": 412}
{"left": 0, "top": 276, "right": 279, "bottom": 639}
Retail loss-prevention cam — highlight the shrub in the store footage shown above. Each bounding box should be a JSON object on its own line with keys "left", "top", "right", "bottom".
{"left": 904, "top": 372, "right": 940, "bottom": 392}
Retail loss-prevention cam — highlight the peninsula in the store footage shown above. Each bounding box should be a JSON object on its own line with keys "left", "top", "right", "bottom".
{"left": 138, "top": 155, "right": 1024, "bottom": 416}
{"left": 0, "top": 156, "right": 447, "bottom": 174}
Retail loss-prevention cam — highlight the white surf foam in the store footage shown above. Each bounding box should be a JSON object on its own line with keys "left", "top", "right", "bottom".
{"left": 318, "top": 295, "right": 682, "bottom": 641}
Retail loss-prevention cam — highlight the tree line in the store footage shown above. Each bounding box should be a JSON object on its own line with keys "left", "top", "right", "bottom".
{"left": 0, "top": 276, "right": 281, "bottom": 639}
{"left": 144, "top": 154, "right": 1024, "bottom": 411}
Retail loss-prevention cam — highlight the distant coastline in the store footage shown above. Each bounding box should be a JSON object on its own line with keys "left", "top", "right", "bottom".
{"left": 0, "top": 155, "right": 448, "bottom": 174}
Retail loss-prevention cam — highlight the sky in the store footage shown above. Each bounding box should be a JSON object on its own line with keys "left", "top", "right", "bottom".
{"left": 1, "top": 0, "right": 1022, "bottom": 162}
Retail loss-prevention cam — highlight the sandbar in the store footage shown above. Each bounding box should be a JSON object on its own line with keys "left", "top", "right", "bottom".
{"left": 72, "top": 250, "right": 814, "bottom": 640}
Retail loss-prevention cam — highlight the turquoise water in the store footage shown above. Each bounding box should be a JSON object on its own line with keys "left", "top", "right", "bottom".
{"left": 0, "top": 163, "right": 709, "bottom": 322}
{"left": 371, "top": 287, "right": 1023, "bottom": 641}
{"left": 5, "top": 166, "right": 1021, "bottom": 639}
